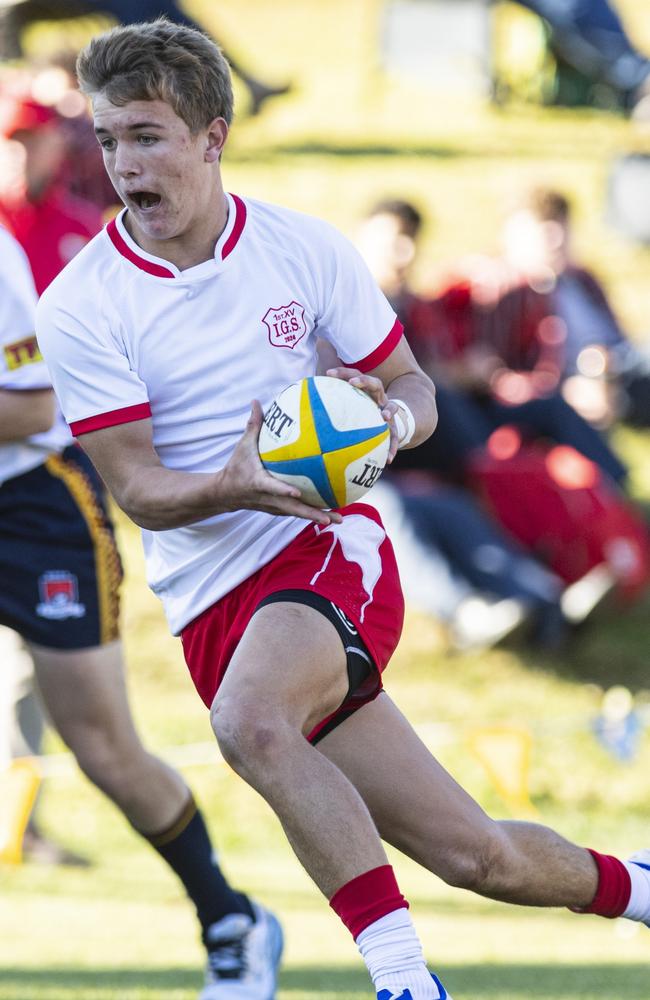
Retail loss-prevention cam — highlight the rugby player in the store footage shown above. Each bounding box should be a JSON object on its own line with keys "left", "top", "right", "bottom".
{"left": 0, "top": 222, "right": 282, "bottom": 999}
{"left": 37, "top": 19, "right": 650, "bottom": 1000}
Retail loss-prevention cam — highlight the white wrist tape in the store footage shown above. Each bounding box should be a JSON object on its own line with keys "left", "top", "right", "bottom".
{"left": 389, "top": 398, "right": 416, "bottom": 448}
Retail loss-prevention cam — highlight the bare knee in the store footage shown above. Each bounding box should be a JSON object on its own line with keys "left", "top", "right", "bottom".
{"left": 436, "top": 822, "right": 510, "bottom": 893}
{"left": 211, "top": 694, "right": 292, "bottom": 780}
{"left": 65, "top": 723, "right": 144, "bottom": 800}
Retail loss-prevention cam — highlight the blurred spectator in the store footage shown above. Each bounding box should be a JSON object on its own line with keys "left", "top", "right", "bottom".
{"left": 0, "top": 96, "right": 103, "bottom": 293}
{"left": 515, "top": 0, "right": 650, "bottom": 116}
{"left": 497, "top": 185, "right": 650, "bottom": 428}
{"left": 350, "top": 207, "right": 582, "bottom": 648}
{"left": 356, "top": 197, "right": 628, "bottom": 487}
{"left": 0, "top": 0, "right": 291, "bottom": 116}
{"left": 356, "top": 197, "right": 650, "bottom": 619}
{"left": 0, "top": 53, "right": 125, "bottom": 211}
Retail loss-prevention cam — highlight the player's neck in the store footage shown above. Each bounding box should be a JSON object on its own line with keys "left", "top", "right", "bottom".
{"left": 123, "top": 190, "right": 229, "bottom": 272}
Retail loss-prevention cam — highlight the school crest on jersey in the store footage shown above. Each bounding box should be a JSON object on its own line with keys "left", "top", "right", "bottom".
{"left": 262, "top": 301, "right": 307, "bottom": 350}
{"left": 36, "top": 571, "right": 86, "bottom": 620}
{"left": 3, "top": 335, "right": 42, "bottom": 371}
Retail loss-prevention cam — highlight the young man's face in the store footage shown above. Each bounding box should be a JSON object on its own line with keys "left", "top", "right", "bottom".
{"left": 93, "top": 95, "right": 227, "bottom": 244}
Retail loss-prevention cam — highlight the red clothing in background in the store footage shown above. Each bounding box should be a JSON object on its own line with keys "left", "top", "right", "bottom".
{"left": 0, "top": 186, "right": 102, "bottom": 294}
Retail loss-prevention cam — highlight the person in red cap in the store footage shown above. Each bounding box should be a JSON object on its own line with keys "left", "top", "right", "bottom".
{"left": 0, "top": 96, "right": 104, "bottom": 294}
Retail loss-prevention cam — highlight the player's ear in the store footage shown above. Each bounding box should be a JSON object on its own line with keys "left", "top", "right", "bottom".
{"left": 205, "top": 117, "right": 228, "bottom": 163}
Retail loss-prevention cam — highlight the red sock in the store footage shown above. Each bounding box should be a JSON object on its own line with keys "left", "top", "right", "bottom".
{"left": 329, "top": 865, "right": 409, "bottom": 939}
{"left": 579, "top": 849, "right": 632, "bottom": 918}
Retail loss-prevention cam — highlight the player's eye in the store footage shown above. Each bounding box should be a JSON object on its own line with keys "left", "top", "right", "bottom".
{"left": 137, "top": 135, "right": 158, "bottom": 145}
{"left": 99, "top": 137, "right": 116, "bottom": 151}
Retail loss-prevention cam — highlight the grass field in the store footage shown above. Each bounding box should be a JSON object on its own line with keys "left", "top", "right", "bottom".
{"left": 2, "top": 2, "right": 650, "bottom": 997}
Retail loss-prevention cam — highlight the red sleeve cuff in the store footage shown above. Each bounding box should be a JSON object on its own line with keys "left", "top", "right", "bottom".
{"left": 352, "top": 319, "right": 404, "bottom": 373}
{"left": 70, "top": 401, "right": 152, "bottom": 436}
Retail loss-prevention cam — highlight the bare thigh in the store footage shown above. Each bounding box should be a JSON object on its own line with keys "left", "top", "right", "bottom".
{"left": 29, "top": 640, "right": 188, "bottom": 831}
{"left": 214, "top": 601, "right": 350, "bottom": 736}
{"left": 317, "top": 692, "right": 497, "bottom": 875}
{"left": 29, "top": 640, "right": 143, "bottom": 754}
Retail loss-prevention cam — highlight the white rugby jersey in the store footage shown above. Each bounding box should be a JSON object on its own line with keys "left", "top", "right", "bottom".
{"left": 0, "top": 226, "right": 71, "bottom": 486}
{"left": 37, "top": 194, "right": 402, "bottom": 633}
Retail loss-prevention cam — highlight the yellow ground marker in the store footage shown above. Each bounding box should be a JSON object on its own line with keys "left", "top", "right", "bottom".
{"left": 467, "top": 725, "right": 538, "bottom": 816}
{"left": 0, "top": 758, "right": 41, "bottom": 864}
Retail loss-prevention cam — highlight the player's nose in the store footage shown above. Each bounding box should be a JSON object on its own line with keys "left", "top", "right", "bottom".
{"left": 114, "top": 145, "right": 141, "bottom": 178}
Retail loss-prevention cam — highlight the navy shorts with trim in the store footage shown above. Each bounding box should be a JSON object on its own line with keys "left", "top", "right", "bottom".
{"left": 0, "top": 445, "right": 123, "bottom": 649}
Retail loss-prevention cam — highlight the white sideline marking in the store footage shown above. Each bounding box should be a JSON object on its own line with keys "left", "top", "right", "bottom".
{"left": 24, "top": 723, "right": 456, "bottom": 780}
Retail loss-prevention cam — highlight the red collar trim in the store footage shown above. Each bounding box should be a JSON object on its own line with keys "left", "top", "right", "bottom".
{"left": 106, "top": 217, "right": 175, "bottom": 278}
{"left": 106, "top": 193, "right": 246, "bottom": 276}
{"left": 221, "top": 194, "right": 247, "bottom": 259}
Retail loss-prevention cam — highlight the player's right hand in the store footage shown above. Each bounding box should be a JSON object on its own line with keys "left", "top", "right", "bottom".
{"left": 216, "top": 401, "right": 342, "bottom": 526}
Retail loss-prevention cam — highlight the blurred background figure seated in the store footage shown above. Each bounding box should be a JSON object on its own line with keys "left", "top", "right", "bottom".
{"left": 355, "top": 195, "right": 650, "bottom": 627}
{"left": 355, "top": 196, "right": 630, "bottom": 482}
{"left": 495, "top": 185, "right": 650, "bottom": 429}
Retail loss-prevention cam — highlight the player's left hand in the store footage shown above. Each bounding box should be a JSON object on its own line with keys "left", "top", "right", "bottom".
{"left": 326, "top": 366, "right": 401, "bottom": 462}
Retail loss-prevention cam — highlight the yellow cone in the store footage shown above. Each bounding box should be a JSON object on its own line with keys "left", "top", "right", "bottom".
{"left": 0, "top": 758, "right": 41, "bottom": 865}
{"left": 467, "top": 725, "right": 537, "bottom": 816}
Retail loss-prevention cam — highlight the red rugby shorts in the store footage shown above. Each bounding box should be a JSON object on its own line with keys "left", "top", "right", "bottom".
{"left": 181, "top": 503, "right": 404, "bottom": 741}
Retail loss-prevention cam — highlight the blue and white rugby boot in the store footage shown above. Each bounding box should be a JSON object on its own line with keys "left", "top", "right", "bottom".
{"left": 200, "top": 902, "right": 283, "bottom": 999}
{"left": 627, "top": 849, "right": 650, "bottom": 927}
{"left": 377, "top": 972, "right": 451, "bottom": 999}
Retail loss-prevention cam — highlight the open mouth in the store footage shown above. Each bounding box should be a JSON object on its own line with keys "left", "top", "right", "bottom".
{"left": 129, "top": 191, "right": 162, "bottom": 211}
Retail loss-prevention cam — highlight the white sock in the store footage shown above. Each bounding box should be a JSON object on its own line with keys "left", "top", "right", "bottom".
{"left": 356, "top": 908, "right": 439, "bottom": 999}
{"left": 623, "top": 859, "right": 650, "bottom": 922}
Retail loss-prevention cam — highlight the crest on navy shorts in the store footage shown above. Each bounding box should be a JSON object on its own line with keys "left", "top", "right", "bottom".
{"left": 36, "top": 571, "right": 86, "bottom": 620}
{"left": 262, "top": 301, "right": 307, "bottom": 350}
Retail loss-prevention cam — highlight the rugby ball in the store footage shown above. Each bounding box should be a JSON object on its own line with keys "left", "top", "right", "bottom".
{"left": 258, "top": 376, "right": 390, "bottom": 508}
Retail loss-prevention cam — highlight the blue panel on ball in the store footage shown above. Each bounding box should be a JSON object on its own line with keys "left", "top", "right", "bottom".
{"left": 307, "top": 379, "right": 386, "bottom": 452}
{"left": 263, "top": 453, "right": 339, "bottom": 508}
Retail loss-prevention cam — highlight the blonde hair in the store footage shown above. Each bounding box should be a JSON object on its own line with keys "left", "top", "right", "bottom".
{"left": 76, "top": 18, "right": 233, "bottom": 132}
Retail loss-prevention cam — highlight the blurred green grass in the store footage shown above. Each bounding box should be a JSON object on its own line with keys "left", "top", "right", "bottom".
{"left": 3, "top": 1, "right": 650, "bottom": 997}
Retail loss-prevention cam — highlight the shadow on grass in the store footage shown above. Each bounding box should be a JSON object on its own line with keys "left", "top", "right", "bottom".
{"left": 502, "top": 592, "right": 650, "bottom": 691}
{"left": 226, "top": 140, "right": 570, "bottom": 163}
{"left": 226, "top": 141, "right": 461, "bottom": 163}
{"left": 1, "top": 963, "right": 649, "bottom": 998}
